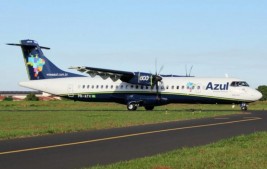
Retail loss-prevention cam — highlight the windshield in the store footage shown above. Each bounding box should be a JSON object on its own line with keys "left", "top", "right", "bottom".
{"left": 230, "top": 81, "right": 249, "bottom": 87}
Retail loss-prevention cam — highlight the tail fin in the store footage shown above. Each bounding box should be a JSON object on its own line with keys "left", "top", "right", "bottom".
{"left": 7, "top": 39, "right": 84, "bottom": 80}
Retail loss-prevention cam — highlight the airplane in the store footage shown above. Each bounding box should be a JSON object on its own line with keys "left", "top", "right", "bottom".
{"left": 7, "top": 39, "right": 262, "bottom": 111}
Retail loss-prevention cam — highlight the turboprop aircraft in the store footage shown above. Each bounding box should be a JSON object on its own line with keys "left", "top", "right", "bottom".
{"left": 8, "top": 40, "right": 262, "bottom": 111}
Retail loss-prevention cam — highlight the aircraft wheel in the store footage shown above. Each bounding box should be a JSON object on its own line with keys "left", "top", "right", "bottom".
{"left": 241, "top": 106, "right": 248, "bottom": 111}
{"left": 127, "top": 103, "right": 137, "bottom": 111}
{"left": 144, "top": 105, "right": 154, "bottom": 111}
{"left": 240, "top": 103, "right": 248, "bottom": 111}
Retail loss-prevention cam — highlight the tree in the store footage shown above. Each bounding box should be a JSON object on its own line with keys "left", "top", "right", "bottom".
{"left": 257, "top": 85, "right": 267, "bottom": 101}
{"left": 25, "top": 93, "right": 39, "bottom": 101}
{"left": 3, "top": 96, "right": 13, "bottom": 101}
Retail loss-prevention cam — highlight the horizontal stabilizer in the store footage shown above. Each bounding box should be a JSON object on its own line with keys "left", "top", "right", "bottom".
{"left": 7, "top": 43, "right": 50, "bottom": 50}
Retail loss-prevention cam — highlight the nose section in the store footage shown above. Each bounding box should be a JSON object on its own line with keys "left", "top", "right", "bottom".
{"left": 255, "top": 90, "right": 263, "bottom": 100}
{"left": 252, "top": 89, "right": 262, "bottom": 101}
{"left": 247, "top": 88, "right": 263, "bottom": 101}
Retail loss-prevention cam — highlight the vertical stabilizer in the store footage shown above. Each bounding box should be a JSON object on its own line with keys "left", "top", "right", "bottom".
{"left": 7, "top": 40, "right": 84, "bottom": 80}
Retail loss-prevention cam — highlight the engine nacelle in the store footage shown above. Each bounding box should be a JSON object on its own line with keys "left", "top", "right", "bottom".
{"left": 128, "top": 72, "right": 153, "bottom": 86}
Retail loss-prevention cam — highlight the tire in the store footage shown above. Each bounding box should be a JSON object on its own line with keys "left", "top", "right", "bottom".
{"left": 144, "top": 105, "right": 154, "bottom": 111}
{"left": 127, "top": 103, "right": 137, "bottom": 111}
{"left": 241, "top": 106, "right": 247, "bottom": 111}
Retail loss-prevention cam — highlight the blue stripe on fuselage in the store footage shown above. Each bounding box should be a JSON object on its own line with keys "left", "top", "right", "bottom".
{"left": 63, "top": 92, "right": 251, "bottom": 105}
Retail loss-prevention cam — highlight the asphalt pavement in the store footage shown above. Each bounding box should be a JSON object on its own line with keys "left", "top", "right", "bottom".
{"left": 0, "top": 111, "right": 266, "bottom": 169}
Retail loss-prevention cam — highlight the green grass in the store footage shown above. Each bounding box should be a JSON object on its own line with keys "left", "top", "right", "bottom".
{"left": 0, "top": 100, "right": 266, "bottom": 111}
{"left": 0, "top": 101, "right": 266, "bottom": 140}
{"left": 89, "top": 132, "right": 267, "bottom": 169}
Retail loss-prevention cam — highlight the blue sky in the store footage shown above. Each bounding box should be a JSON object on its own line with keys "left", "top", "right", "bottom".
{"left": 0, "top": 0, "right": 266, "bottom": 90}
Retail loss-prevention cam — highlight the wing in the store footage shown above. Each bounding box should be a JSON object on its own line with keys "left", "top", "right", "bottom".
{"left": 69, "top": 66, "right": 135, "bottom": 82}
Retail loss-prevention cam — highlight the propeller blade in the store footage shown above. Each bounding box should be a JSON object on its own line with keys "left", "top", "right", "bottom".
{"left": 158, "top": 65, "right": 164, "bottom": 75}
{"left": 154, "top": 59, "right": 156, "bottom": 75}
{"left": 156, "top": 81, "right": 159, "bottom": 98}
{"left": 150, "top": 58, "right": 163, "bottom": 101}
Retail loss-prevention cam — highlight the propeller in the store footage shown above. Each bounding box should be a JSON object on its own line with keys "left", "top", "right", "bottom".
{"left": 150, "top": 59, "right": 163, "bottom": 100}
{"left": 185, "top": 65, "right": 193, "bottom": 77}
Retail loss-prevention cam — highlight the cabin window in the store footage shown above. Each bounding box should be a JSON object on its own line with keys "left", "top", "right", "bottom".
{"left": 111, "top": 85, "right": 113, "bottom": 89}
{"left": 176, "top": 86, "right": 179, "bottom": 90}
{"left": 92, "top": 85, "right": 94, "bottom": 89}
{"left": 141, "top": 85, "right": 144, "bottom": 89}
{"left": 96, "top": 85, "right": 99, "bottom": 89}
{"left": 151, "top": 86, "right": 154, "bottom": 90}
{"left": 136, "top": 85, "right": 139, "bottom": 89}
{"left": 192, "top": 86, "right": 195, "bottom": 90}
{"left": 131, "top": 85, "right": 134, "bottom": 89}
{"left": 166, "top": 86, "right": 169, "bottom": 90}
{"left": 171, "top": 86, "right": 174, "bottom": 89}
{"left": 116, "top": 85, "right": 119, "bottom": 89}
{"left": 146, "top": 86, "right": 149, "bottom": 90}
{"left": 87, "top": 85, "right": 90, "bottom": 89}
{"left": 182, "top": 86, "right": 184, "bottom": 89}
{"left": 120, "top": 85, "right": 123, "bottom": 89}
{"left": 126, "top": 85, "right": 128, "bottom": 89}
{"left": 106, "top": 85, "right": 108, "bottom": 89}
{"left": 101, "top": 85, "right": 103, "bottom": 89}
{"left": 83, "top": 85, "right": 85, "bottom": 89}
{"left": 197, "top": 86, "right": 201, "bottom": 90}
{"left": 161, "top": 86, "right": 164, "bottom": 90}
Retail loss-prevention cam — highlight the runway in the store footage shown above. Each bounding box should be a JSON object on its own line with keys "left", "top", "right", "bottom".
{"left": 0, "top": 111, "right": 266, "bottom": 169}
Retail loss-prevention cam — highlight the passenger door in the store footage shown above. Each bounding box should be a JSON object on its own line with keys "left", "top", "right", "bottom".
{"left": 67, "top": 84, "right": 74, "bottom": 97}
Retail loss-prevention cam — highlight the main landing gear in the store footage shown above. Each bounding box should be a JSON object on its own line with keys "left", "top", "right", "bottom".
{"left": 127, "top": 102, "right": 137, "bottom": 111}
{"left": 144, "top": 105, "right": 154, "bottom": 111}
{"left": 127, "top": 102, "right": 155, "bottom": 111}
{"left": 240, "top": 103, "right": 248, "bottom": 111}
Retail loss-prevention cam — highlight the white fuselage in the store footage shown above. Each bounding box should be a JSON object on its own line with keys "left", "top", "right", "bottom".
{"left": 19, "top": 76, "right": 262, "bottom": 104}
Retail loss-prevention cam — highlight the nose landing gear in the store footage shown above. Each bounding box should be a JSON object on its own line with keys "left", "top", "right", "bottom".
{"left": 240, "top": 103, "right": 248, "bottom": 111}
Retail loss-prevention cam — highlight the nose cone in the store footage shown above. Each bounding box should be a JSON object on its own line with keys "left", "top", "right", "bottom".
{"left": 247, "top": 88, "right": 263, "bottom": 101}
{"left": 255, "top": 90, "right": 263, "bottom": 100}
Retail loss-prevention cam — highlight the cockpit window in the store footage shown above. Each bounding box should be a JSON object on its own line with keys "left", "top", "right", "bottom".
{"left": 230, "top": 81, "right": 249, "bottom": 87}
{"left": 239, "top": 81, "right": 249, "bottom": 87}
{"left": 230, "top": 82, "right": 238, "bottom": 87}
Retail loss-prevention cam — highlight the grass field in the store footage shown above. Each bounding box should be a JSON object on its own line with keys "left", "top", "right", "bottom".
{"left": 0, "top": 101, "right": 266, "bottom": 140}
{"left": 89, "top": 131, "right": 267, "bottom": 169}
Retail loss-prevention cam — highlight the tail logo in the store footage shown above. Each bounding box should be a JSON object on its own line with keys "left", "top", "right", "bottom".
{"left": 27, "top": 54, "right": 46, "bottom": 78}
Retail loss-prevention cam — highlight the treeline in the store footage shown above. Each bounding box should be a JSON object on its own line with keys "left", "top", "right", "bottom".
{"left": 257, "top": 85, "right": 267, "bottom": 101}
{"left": 3, "top": 93, "right": 39, "bottom": 101}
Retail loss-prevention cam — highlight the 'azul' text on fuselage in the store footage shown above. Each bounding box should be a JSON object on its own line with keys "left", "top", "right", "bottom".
{"left": 206, "top": 82, "right": 229, "bottom": 90}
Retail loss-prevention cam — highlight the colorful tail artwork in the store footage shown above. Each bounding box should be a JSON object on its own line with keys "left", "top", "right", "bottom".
{"left": 7, "top": 40, "right": 84, "bottom": 80}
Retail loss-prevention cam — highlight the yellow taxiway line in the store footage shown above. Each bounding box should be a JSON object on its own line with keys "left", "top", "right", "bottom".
{"left": 0, "top": 117, "right": 261, "bottom": 155}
